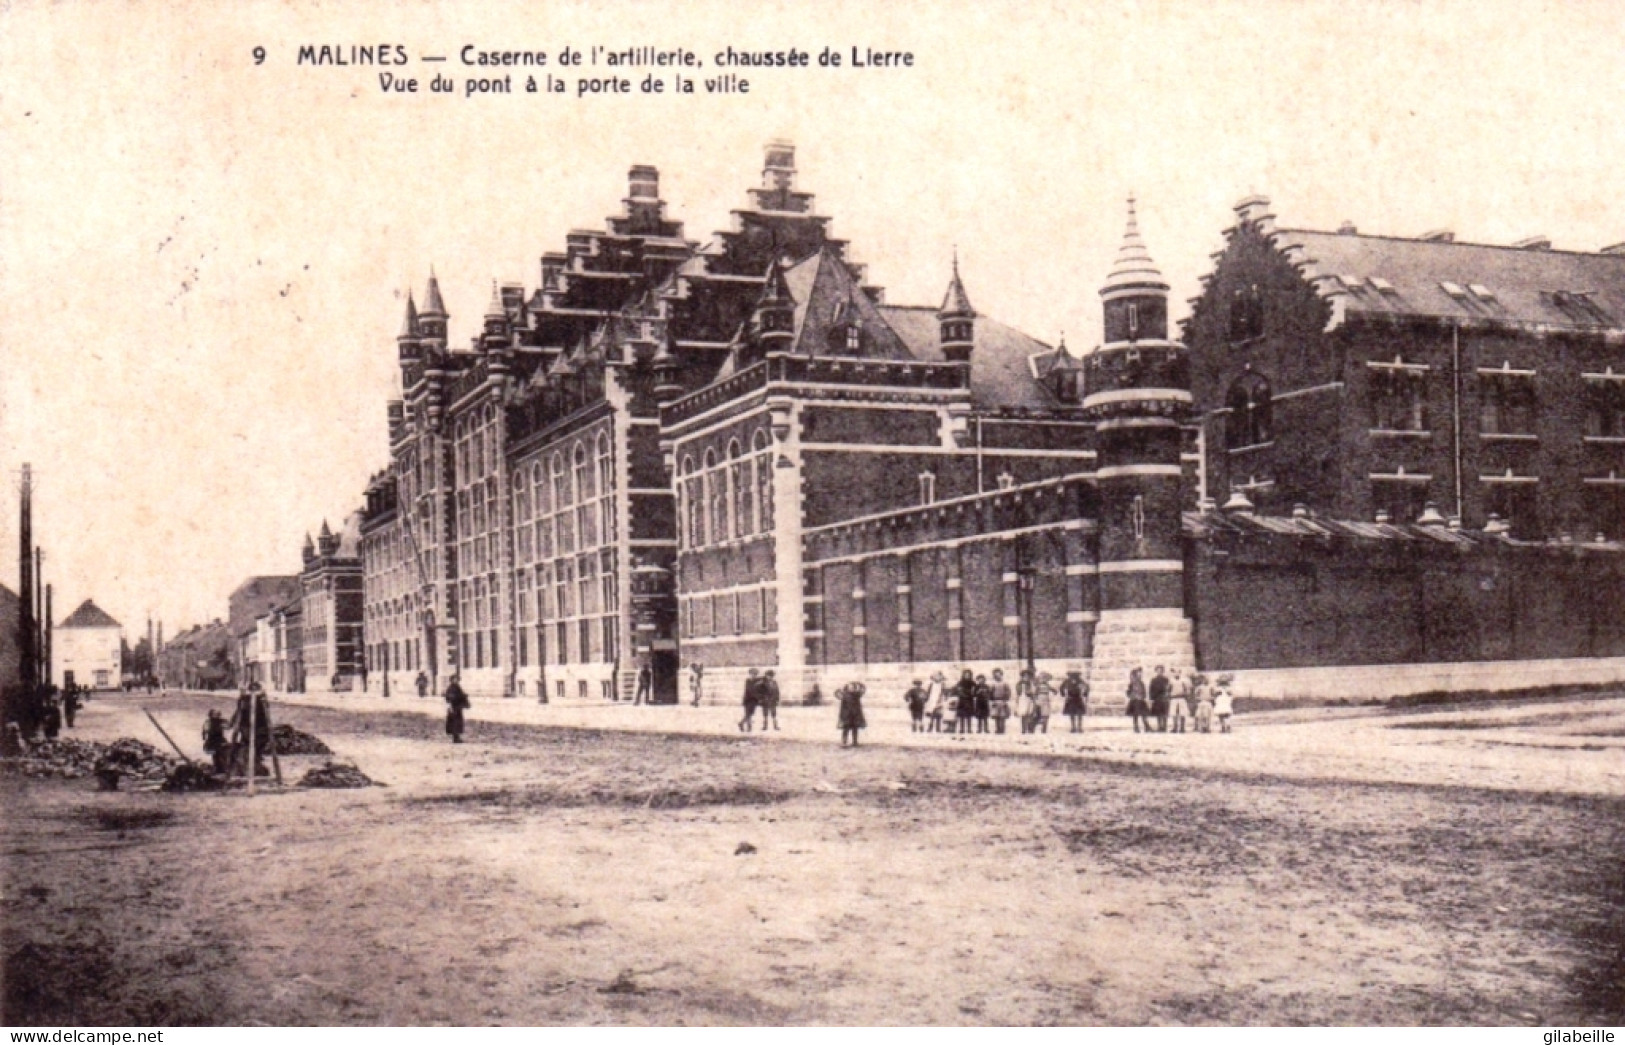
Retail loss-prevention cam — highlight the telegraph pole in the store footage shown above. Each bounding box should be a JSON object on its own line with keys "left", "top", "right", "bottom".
{"left": 18, "top": 464, "right": 36, "bottom": 691}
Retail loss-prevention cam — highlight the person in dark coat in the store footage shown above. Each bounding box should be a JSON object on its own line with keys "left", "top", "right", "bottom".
{"left": 202, "top": 709, "right": 230, "bottom": 774}
{"left": 634, "top": 663, "right": 653, "bottom": 706}
{"left": 1126, "top": 667, "right": 1150, "bottom": 734}
{"left": 415, "top": 671, "right": 429, "bottom": 699}
{"left": 444, "top": 676, "right": 471, "bottom": 743}
{"left": 759, "top": 670, "right": 781, "bottom": 730}
{"left": 62, "top": 685, "right": 81, "bottom": 729}
{"left": 837, "top": 682, "right": 867, "bottom": 747}
{"left": 954, "top": 670, "right": 977, "bottom": 735}
{"left": 739, "top": 668, "right": 761, "bottom": 732}
{"left": 973, "top": 675, "right": 992, "bottom": 733}
{"left": 1149, "top": 666, "right": 1172, "bottom": 733}
{"left": 40, "top": 693, "right": 61, "bottom": 740}
{"left": 904, "top": 680, "right": 927, "bottom": 732}
{"left": 989, "top": 669, "right": 1013, "bottom": 734}
{"left": 1061, "top": 671, "right": 1089, "bottom": 732}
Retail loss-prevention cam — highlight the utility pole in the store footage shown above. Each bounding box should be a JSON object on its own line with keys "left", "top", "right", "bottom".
{"left": 43, "top": 584, "right": 52, "bottom": 687}
{"left": 18, "top": 464, "right": 36, "bottom": 691}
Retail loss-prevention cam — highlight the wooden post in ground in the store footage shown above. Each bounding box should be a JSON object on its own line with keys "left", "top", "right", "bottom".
{"left": 142, "top": 708, "right": 195, "bottom": 767}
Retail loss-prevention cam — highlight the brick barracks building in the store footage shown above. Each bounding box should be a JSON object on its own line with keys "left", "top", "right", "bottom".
{"left": 352, "top": 147, "right": 1625, "bottom": 707}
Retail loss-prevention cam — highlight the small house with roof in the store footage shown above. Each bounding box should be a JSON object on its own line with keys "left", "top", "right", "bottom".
{"left": 54, "top": 599, "right": 123, "bottom": 690}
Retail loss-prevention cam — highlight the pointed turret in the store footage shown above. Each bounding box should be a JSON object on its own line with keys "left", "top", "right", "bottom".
{"left": 396, "top": 291, "right": 422, "bottom": 365}
{"left": 481, "top": 279, "right": 511, "bottom": 352}
{"left": 419, "top": 269, "right": 448, "bottom": 350}
{"left": 938, "top": 252, "right": 976, "bottom": 363}
{"left": 302, "top": 532, "right": 316, "bottom": 565}
{"left": 1100, "top": 196, "right": 1169, "bottom": 343}
{"left": 744, "top": 259, "right": 795, "bottom": 366}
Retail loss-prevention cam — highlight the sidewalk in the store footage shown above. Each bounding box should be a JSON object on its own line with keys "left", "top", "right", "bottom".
{"left": 257, "top": 686, "right": 1625, "bottom": 797}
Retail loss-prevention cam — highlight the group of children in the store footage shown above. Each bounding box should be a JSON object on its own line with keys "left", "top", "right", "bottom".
{"left": 1123, "top": 666, "right": 1235, "bottom": 734}
{"left": 900, "top": 669, "right": 1094, "bottom": 737}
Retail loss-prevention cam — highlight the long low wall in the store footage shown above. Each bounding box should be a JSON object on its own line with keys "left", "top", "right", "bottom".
{"left": 1220, "top": 655, "right": 1625, "bottom": 702}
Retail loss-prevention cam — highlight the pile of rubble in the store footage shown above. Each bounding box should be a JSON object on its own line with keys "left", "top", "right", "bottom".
{"left": 297, "top": 761, "right": 377, "bottom": 789}
{"left": 270, "top": 724, "right": 332, "bottom": 755}
{"left": 0, "top": 737, "right": 177, "bottom": 783}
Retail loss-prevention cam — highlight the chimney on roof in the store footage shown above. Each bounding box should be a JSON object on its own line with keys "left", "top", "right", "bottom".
{"left": 1514, "top": 236, "right": 1552, "bottom": 251}
{"left": 763, "top": 140, "right": 796, "bottom": 192}
{"left": 628, "top": 164, "right": 659, "bottom": 200}
{"left": 1419, "top": 229, "right": 1455, "bottom": 243}
{"left": 1338, "top": 221, "right": 1359, "bottom": 235}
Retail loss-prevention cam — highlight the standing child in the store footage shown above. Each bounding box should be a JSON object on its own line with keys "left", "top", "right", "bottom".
{"left": 925, "top": 672, "right": 947, "bottom": 732}
{"left": 1061, "top": 671, "right": 1088, "bottom": 733}
{"left": 905, "top": 680, "right": 928, "bottom": 732}
{"left": 1126, "top": 668, "right": 1150, "bottom": 733}
{"left": 989, "top": 669, "right": 1013, "bottom": 734}
{"left": 689, "top": 662, "right": 705, "bottom": 707}
{"left": 1214, "top": 676, "right": 1236, "bottom": 733}
{"left": 838, "top": 682, "right": 867, "bottom": 747}
{"left": 759, "top": 670, "right": 782, "bottom": 730}
{"left": 1193, "top": 675, "right": 1214, "bottom": 734}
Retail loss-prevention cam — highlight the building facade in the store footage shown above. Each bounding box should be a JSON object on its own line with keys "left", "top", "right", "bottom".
{"left": 52, "top": 599, "right": 123, "bottom": 690}
{"left": 299, "top": 517, "right": 364, "bottom": 692}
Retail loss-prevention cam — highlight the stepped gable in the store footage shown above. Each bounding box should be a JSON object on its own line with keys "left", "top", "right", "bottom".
{"left": 880, "top": 305, "right": 1062, "bottom": 410}
{"left": 1232, "top": 198, "right": 1625, "bottom": 334}
{"left": 59, "top": 599, "right": 121, "bottom": 629}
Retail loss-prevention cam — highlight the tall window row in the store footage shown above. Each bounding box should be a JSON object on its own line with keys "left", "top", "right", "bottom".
{"left": 512, "top": 429, "right": 619, "bottom": 668}
{"left": 452, "top": 404, "right": 505, "bottom": 672}
{"left": 679, "top": 429, "right": 773, "bottom": 549}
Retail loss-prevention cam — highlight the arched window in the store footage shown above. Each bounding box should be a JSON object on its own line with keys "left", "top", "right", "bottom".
{"left": 730, "top": 438, "right": 753, "bottom": 537}
{"left": 553, "top": 452, "right": 571, "bottom": 508}
{"left": 706, "top": 448, "right": 727, "bottom": 544}
{"left": 752, "top": 429, "right": 773, "bottom": 532}
{"left": 1226, "top": 373, "right": 1273, "bottom": 448}
{"left": 574, "top": 441, "right": 594, "bottom": 502}
{"left": 681, "top": 455, "right": 704, "bottom": 548}
{"left": 596, "top": 431, "right": 613, "bottom": 492}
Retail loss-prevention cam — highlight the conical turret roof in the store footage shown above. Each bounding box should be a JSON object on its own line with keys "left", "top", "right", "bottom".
{"left": 422, "top": 269, "right": 447, "bottom": 316}
{"left": 939, "top": 252, "right": 975, "bottom": 316}
{"left": 484, "top": 280, "right": 506, "bottom": 321}
{"left": 399, "top": 292, "right": 419, "bottom": 337}
{"left": 1101, "top": 196, "right": 1169, "bottom": 297}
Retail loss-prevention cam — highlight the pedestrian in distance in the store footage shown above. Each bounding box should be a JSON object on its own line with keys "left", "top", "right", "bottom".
{"left": 739, "top": 668, "right": 761, "bottom": 732}
{"left": 444, "top": 676, "right": 471, "bottom": 744}
{"left": 634, "top": 662, "right": 653, "bottom": 706}
{"left": 62, "top": 685, "right": 81, "bottom": 730}
{"left": 954, "top": 670, "right": 977, "bottom": 735}
{"left": 40, "top": 692, "right": 61, "bottom": 740}
{"left": 925, "top": 672, "right": 948, "bottom": 732}
{"left": 973, "top": 674, "right": 992, "bottom": 734}
{"left": 1192, "top": 674, "right": 1214, "bottom": 734}
{"left": 989, "top": 669, "right": 1013, "bottom": 734}
{"left": 837, "top": 682, "right": 867, "bottom": 747}
{"left": 1126, "top": 667, "right": 1150, "bottom": 734}
{"left": 415, "top": 671, "right": 429, "bottom": 699}
{"left": 1214, "top": 676, "right": 1236, "bottom": 733}
{"left": 1149, "top": 666, "right": 1172, "bottom": 733}
{"left": 690, "top": 662, "right": 705, "bottom": 707}
{"left": 1061, "top": 671, "right": 1088, "bottom": 732}
{"left": 905, "top": 680, "right": 928, "bottom": 732}
{"left": 760, "top": 670, "right": 782, "bottom": 730}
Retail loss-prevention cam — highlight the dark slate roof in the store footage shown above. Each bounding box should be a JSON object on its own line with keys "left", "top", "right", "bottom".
{"left": 1276, "top": 229, "right": 1625, "bottom": 333}
{"left": 783, "top": 248, "right": 911, "bottom": 360}
{"left": 59, "top": 599, "right": 121, "bottom": 629}
{"left": 1183, "top": 510, "right": 1625, "bottom": 552}
{"left": 880, "top": 305, "right": 1061, "bottom": 410}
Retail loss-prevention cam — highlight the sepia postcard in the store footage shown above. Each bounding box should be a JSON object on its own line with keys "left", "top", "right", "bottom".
{"left": 2, "top": 0, "right": 1623, "bottom": 1030}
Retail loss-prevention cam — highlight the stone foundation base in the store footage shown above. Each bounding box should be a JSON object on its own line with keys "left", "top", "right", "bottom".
{"left": 1217, "top": 656, "right": 1625, "bottom": 702}
{"left": 1088, "top": 607, "right": 1196, "bottom": 704}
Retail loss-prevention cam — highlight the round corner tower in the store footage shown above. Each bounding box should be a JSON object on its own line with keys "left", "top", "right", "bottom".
{"left": 1081, "top": 197, "right": 1196, "bottom": 699}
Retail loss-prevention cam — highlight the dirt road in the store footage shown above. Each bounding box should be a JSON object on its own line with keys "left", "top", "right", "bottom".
{"left": 3, "top": 692, "right": 1621, "bottom": 1025}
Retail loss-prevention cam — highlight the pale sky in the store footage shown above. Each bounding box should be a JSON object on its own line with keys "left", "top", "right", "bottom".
{"left": 3, "top": 0, "right": 1624, "bottom": 636}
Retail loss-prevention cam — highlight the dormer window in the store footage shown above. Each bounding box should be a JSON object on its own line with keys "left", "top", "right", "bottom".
{"left": 1056, "top": 371, "right": 1080, "bottom": 403}
{"left": 846, "top": 323, "right": 861, "bottom": 352}
{"left": 1228, "top": 283, "right": 1264, "bottom": 342}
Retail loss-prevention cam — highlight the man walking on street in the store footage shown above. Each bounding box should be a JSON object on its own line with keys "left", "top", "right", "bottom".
{"left": 444, "top": 676, "right": 471, "bottom": 744}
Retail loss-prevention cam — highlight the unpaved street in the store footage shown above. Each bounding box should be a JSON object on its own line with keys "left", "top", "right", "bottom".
{"left": 3, "top": 692, "right": 1622, "bottom": 1025}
